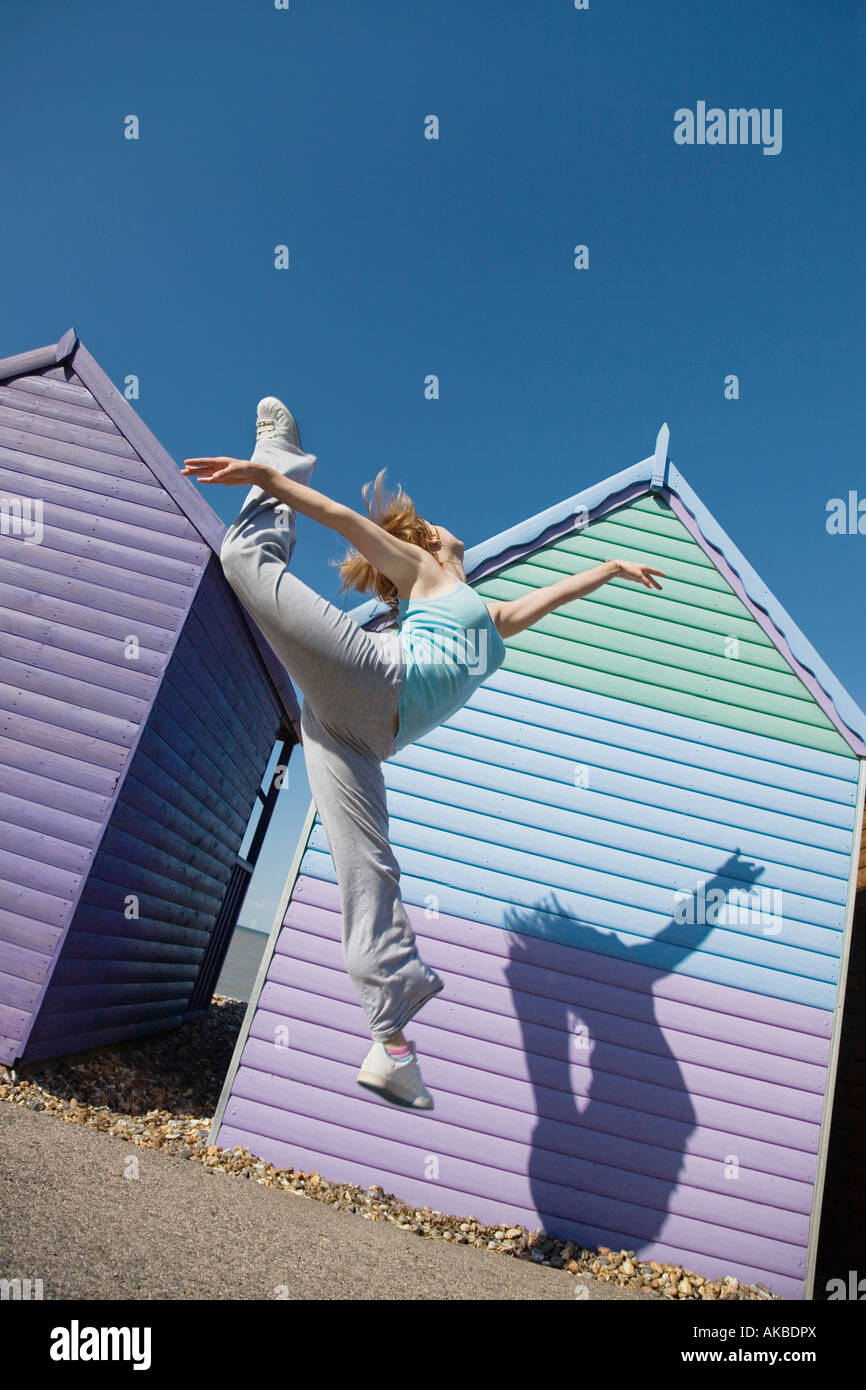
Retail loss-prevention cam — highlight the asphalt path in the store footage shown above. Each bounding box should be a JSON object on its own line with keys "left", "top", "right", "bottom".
{"left": 0, "top": 1104, "right": 654, "bottom": 1301}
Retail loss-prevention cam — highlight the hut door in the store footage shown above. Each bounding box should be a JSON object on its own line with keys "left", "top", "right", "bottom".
{"left": 187, "top": 728, "right": 295, "bottom": 1015}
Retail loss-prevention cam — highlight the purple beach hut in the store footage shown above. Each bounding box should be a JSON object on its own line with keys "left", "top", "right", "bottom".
{"left": 0, "top": 328, "right": 300, "bottom": 1066}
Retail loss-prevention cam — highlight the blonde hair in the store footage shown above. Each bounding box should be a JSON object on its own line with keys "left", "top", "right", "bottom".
{"left": 331, "top": 468, "right": 434, "bottom": 614}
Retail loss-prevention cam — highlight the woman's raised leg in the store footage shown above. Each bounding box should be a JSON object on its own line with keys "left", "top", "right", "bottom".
{"left": 220, "top": 403, "right": 443, "bottom": 1100}
{"left": 219, "top": 407, "right": 402, "bottom": 754}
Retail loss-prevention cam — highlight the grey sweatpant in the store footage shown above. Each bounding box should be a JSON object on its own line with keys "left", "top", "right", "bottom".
{"left": 218, "top": 437, "right": 444, "bottom": 1042}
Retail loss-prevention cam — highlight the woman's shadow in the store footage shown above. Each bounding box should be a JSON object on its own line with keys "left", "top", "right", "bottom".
{"left": 502, "top": 848, "right": 764, "bottom": 1252}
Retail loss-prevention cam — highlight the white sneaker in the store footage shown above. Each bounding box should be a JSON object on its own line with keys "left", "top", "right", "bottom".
{"left": 356, "top": 1041, "right": 435, "bottom": 1110}
{"left": 239, "top": 395, "right": 317, "bottom": 517}
{"left": 251, "top": 396, "right": 316, "bottom": 479}
{"left": 255, "top": 395, "right": 303, "bottom": 451}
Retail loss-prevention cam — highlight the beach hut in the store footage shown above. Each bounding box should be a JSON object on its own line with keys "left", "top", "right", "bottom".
{"left": 0, "top": 328, "right": 301, "bottom": 1066}
{"left": 210, "top": 424, "right": 865, "bottom": 1300}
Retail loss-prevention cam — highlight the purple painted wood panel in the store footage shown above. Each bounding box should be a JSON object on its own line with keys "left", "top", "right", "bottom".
{"left": 0, "top": 379, "right": 127, "bottom": 433}
{"left": 0, "top": 362, "right": 208, "bottom": 1060}
{"left": 0, "top": 410, "right": 143, "bottom": 464}
{"left": 217, "top": 873, "right": 834, "bottom": 1299}
{"left": 0, "top": 344, "right": 292, "bottom": 1063}
{"left": 21, "top": 555, "right": 284, "bottom": 1062}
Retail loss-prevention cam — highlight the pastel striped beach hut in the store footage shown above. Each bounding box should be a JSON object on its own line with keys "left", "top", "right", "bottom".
{"left": 0, "top": 328, "right": 300, "bottom": 1066}
{"left": 210, "top": 424, "right": 866, "bottom": 1300}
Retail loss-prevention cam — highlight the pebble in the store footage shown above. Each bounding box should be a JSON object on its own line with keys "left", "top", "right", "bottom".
{"left": 0, "top": 995, "right": 781, "bottom": 1302}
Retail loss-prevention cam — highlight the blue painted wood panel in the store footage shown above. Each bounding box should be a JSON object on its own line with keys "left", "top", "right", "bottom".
{"left": 214, "top": 490, "right": 863, "bottom": 1300}
{"left": 302, "top": 676, "right": 857, "bottom": 1011}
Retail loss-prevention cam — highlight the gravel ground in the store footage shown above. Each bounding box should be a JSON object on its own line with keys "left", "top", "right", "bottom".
{"left": 0, "top": 997, "right": 780, "bottom": 1302}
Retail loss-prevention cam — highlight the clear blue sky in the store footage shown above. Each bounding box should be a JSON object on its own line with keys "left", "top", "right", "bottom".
{"left": 2, "top": 0, "right": 863, "bottom": 934}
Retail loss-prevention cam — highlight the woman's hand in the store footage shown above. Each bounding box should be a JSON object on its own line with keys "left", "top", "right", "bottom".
{"left": 491, "top": 557, "right": 667, "bottom": 638}
{"left": 610, "top": 559, "right": 665, "bottom": 590}
{"left": 181, "top": 456, "right": 273, "bottom": 488}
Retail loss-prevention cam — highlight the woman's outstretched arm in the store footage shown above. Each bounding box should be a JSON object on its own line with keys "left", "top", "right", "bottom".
{"left": 487, "top": 558, "right": 665, "bottom": 640}
{"left": 182, "top": 455, "right": 425, "bottom": 591}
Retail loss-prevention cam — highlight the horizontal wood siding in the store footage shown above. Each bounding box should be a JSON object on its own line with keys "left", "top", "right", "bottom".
{"left": 221, "top": 877, "right": 829, "bottom": 1299}
{"left": 21, "top": 557, "right": 284, "bottom": 1060}
{"left": 483, "top": 495, "right": 854, "bottom": 759}
{"left": 0, "top": 364, "right": 214, "bottom": 1062}
{"left": 215, "top": 494, "right": 860, "bottom": 1300}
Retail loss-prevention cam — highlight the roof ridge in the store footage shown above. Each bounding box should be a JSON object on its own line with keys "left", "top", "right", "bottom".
{"left": 0, "top": 329, "right": 301, "bottom": 736}
{"left": 346, "top": 432, "right": 865, "bottom": 756}
{"left": 667, "top": 462, "right": 866, "bottom": 755}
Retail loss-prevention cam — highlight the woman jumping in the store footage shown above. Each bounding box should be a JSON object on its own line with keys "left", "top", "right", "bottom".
{"left": 182, "top": 397, "right": 664, "bottom": 1111}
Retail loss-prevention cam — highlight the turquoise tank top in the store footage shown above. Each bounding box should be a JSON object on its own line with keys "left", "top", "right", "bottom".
{"left": 393, "top": 580, "right": 507, "bottom": 752}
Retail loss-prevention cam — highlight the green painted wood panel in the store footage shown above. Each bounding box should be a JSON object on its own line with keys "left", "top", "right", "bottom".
{"left": 475, "top": 494, "right": 853, "bottom": 759}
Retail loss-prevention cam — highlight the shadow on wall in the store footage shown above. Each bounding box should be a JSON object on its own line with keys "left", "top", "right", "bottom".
{"left": 502, "top": 849, "right": 764, "bottom": 1252}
